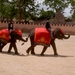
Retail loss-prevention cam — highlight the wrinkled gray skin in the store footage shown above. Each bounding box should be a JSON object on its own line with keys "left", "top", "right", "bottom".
{"left": 24, "top": 28, "right": 70, "bottom": 56}
{"left": 0, "top": 31, "right": 27, "bottom": 54}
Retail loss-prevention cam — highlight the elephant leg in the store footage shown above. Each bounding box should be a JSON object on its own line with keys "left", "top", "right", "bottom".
{"left": 0, "top": 43, "right": 2, "bottom": 52}
{"left": 12, "top": 43, "right": 19, "bottom": 54}
{"left": 26, "top": 46, "right": 32, "bottom": 54}
{"left": 8, "top": 42, "right": 19, "bottom": 54}
{"left": 0, "top": 43, "right": 6, "bottom": 52}
{"left": 26, "top": 37, "right": 36, "bottom": 55}
{"left": 8, "top": 43, "right": 12, "bottom": 53}
{"left": 51, "top": 41, "right": 58, "bottom": 55}
{"left": 26, "top": 45, "right": 36, "bottom": 55}
{"left": 31, "top": 45, "right": 36, "bottom": 55}
{"left": 40, "top": 46, "right": 48, "bottom": 55}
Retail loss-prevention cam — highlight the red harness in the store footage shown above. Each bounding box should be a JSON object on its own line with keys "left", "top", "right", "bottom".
{"left": 34, "top": 28, "right": 51, "bottom": 45}
{"left": 0, "top": 29, "right": 22, "bottom": 43}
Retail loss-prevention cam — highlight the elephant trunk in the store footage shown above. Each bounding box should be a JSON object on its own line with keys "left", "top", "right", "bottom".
{"left": 21, "top": 37, "right": 28, "bottom": 45}
{"left": 24, "top": 38, "right": 28, "bottom": 42}
{"left": 63, "top": 33, "right": 70, "bottom": 39}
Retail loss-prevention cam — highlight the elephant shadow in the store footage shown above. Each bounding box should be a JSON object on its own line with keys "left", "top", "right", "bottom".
{"left": 0, "top": 51, "right": 26, "bottom": 56}
{"left": 34, "top": 54, "right": 74, "bottom": 58}
{"left": 0, "top": 51, "right": 74, "bottom": 58}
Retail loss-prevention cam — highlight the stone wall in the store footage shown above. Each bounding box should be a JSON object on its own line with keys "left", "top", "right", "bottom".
{"left": 53, "top": 11, "right": 65, "bottom": 23}
{"left": 0, "top": 22, "right": 75, "bottom": 35}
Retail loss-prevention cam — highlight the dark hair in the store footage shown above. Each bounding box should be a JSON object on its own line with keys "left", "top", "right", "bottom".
{"left": 47, "top": 17, "right": 50, "bottom": 20}
{"left": 9, "top": 19, "right": 13, "bottom": 22}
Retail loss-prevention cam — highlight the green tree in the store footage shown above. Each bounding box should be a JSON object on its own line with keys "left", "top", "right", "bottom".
{"left": 68, "top": 0, "right": 75, "bottom": 19}
{"left": 39, "top": 8, "right": 55, "bottom": 20}
{"left": 0, "top": 0, "right": 8, "bottom": 20}
{"left": 5, "top": 1, "right": 18, "bottom": 19}
{"left": 43, "top": 0, "right": 69, "bottom": 12}
{"left": 0, "top": 0, "right": 39, "bottom": 21}
{"left": 12, "top": 0, "right": 39, "bottom": 20}
{"left": 72, "top": 10, "right": 75, "bottom": 20}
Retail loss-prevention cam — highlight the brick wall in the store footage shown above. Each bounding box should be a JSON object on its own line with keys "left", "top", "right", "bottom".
{"left": 0, "top": 22, "right": 75, "bottom": 35}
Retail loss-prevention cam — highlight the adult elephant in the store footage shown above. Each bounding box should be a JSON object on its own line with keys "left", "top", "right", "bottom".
{"left": 23, "top": 28, "right": 70, "bottom": 55}
{"left": 0, "top": 29, "right": 27, "bottom": 54}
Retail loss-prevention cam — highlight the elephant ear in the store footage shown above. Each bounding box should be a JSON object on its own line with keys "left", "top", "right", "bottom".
{"left": 14, "top": 29, "right": 22, "bottom": 36}
{"left": 53, "top": 28, "right": 64, "bottom": 38}
{"left": 59, "top": 29, "right": 64, "bottom": 34}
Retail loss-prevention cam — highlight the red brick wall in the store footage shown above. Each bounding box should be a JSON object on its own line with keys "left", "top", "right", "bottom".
{"left": 0, "top": 22, "right": 75, "bottom": 35}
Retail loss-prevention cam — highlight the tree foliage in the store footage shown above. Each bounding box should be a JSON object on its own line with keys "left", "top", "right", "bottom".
{"left": 0, "top": 0, "right": 39, "bottom": 21}
{"left": 68, "top": 0, "right": 75, "bottom": 19}
{"left": 38, "top": 9, "right": 55, "bottom": 20}
{"left": 0, "top": 0, "right": 75, "bottom": 21}
{"left": 43, "top": 0, "right": 69, "bottom": 12}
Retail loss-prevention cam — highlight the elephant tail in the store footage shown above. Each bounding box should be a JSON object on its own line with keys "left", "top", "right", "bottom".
{"left": 25, "top": 34, "right": 30, "bottom": 42}
{"left": 21, "top": 33, "right": 30, "bottom": 45}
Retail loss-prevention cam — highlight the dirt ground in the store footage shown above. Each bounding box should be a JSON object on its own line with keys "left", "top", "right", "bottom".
{"left": 0, "top": 35, "right": 75, "bottom": 75}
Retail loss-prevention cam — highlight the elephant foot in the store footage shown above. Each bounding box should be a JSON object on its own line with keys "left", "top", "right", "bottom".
{"left": 54, "top": 53, "right": 58, "bottom": 56}
{"left": 0, "top": 49, "right": 2, "bottom": 52}
{"left": 31, "top": 52, "right": 35, "bottom": 55}
{"left": 26, "top": 50, "right": 29, "bottom": 55}
{"left": 15, "top": 52, "right": 19, "bottom": 55}
{"left": 7, "top": 51, "right": 11, "bottom": 53}
{"left": 40, "top": 53, "right": 44, "bottom": 56}
{"left": 0, "top": 50, "right": 2, "bottom": 53}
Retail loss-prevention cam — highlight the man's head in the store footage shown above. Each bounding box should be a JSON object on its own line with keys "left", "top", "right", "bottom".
{"left": 47, "top": 17, "right": 50, "bottom": 20}
{"left": 9, "top": 19, "right": 14, "bottom": 24}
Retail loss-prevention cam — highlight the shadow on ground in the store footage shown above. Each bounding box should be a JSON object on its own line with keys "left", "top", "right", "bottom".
{"left": 0, "top": 51, "right": 26, "bottom": 56}
{"left": 33, "top": 54, "right": 74, "bottom": 58}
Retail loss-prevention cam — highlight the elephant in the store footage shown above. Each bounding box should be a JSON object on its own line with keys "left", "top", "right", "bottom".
{"left": 0, "top": 29, "right": 27, "bottom": 54}
{"left": 23, "top": 27, "right": 70, "bottom": 56}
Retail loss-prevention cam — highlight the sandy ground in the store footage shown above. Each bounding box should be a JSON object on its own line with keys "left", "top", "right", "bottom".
{"left": 0, "top": 35, "right": 75, "bottom": 75}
